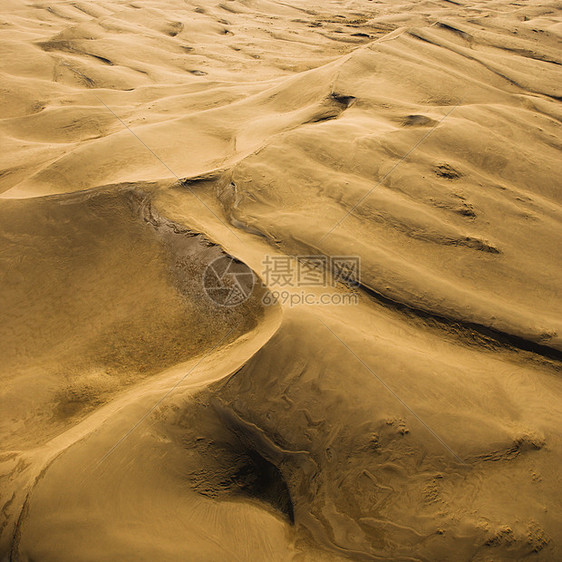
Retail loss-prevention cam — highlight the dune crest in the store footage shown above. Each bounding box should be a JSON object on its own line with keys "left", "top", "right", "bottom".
{"left": 1, "top": 0, "right": 561, "bottom": 560}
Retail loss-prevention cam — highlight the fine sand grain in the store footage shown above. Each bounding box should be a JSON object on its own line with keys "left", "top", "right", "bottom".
{"left": 1, "top": 0, "right": 561, "bottom": 560}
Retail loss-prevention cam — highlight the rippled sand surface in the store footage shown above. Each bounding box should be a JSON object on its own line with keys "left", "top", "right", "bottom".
{"left": 1, "top": 0, "right": 561, "bottom": 559}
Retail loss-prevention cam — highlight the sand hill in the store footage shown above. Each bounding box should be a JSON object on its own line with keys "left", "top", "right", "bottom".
{"left": 0, "top": 0, "right": 561, "bottom": 560}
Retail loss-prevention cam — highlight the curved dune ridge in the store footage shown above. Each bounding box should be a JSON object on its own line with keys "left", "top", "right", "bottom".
{"left": 0, "top": 0, "right": 561, "bottom": 560}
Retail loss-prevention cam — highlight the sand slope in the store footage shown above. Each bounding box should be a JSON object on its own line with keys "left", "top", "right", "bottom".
{"left": 1, "top": 0, "right": 561, "bottom": 560}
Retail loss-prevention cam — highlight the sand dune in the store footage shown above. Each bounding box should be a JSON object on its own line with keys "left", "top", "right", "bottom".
{"left": 1, "top": 0, "right": 561, "bottom": 560}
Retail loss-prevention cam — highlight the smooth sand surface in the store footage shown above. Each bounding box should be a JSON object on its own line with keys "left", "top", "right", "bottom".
{"left": 0, "top": 0, "right": 561, "bottom": 560}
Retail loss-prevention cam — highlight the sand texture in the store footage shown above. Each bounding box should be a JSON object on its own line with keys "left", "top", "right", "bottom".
{"left": 0, "top": 0, "right": 561, "bottom": 560}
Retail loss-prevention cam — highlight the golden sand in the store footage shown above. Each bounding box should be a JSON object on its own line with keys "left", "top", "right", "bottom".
{"left": 1, "top": 0, "right": 561, "bottom": 559}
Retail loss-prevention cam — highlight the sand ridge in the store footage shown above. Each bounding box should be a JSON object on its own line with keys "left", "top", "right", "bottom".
{"left": 0, "top": 0, "right": 561, "bottom": 560}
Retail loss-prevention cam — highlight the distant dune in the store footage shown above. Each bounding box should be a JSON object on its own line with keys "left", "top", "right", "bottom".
{"left": 0, "top": 0, "right": 561, "bottom": 560}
